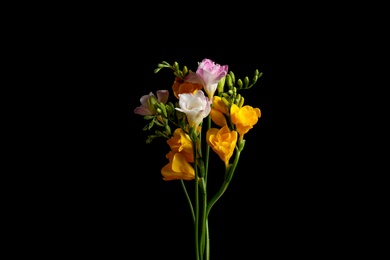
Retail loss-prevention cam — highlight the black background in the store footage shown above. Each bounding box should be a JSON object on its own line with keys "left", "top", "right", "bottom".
{"left": 24, "top": 6, "right": 360, "bottom": 259}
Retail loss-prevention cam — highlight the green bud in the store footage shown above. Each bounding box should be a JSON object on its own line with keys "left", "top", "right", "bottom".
{"left": 165, "top": 104, "right": 172, "bottom": 115}
{"left": 156, "top": 108, "right": 162, "bottom": 114}
{"left": 157, "top": 103, "right": 167, "bottom": 117}
{"left": 222, "top": 97, "right": 230, "bottom": 108}
{"left": 226, "top": 74, "right": 233, "bottom": 88}
{"left": 238, "top": 95, "right": 244, "bottom": 107}
{"left": 235, "top": 94, "right": 242, "bottom": 105}
{"left": 173, "top": 62, "right": 179, "bottom": 71}
{"left": 147, "top": 96, "right": 158, "bottom": 114}
{"left": 217, "top": 76, "right": 226, "bottom": 94}
{"left": 237, "top": 79, "right": 243, "bottom": 89}
{"left": 244, "top": 77, "right": 249, "bottom": 88}
{"left": 183, "top": 66, "right": 188, "bottom": 75}
{"left": 229, "top": 71, "right": 235, "bottom": 85}
{"left": 253, "top": 75, "right": 258, "bottom": 83}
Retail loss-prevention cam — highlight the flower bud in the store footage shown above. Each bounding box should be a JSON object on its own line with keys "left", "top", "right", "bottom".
{"left": 229, "top": 71, "right": 235, "bottom": 85}
{"left": 217, "top": 76, "right": 226, "bottom": 94}
{"left": 237, "top": 79, "right": 243, "bottom": 89}
{"left": 222, "top": 97, "right": 230, "bottom": 108}
{"left": 244, "top": 77, "right": 249, "bottom": 88}
{"left": 238, "top": 96, "right": 244, "bottom": 108}
{"left": 156, "top": 103, "right": 168, "bottom": 117}
{"left": 147, "top": 95, "right": 158, "bottom": 114}
{"left": 226, "top": 74, "right": 233, "bottom": 89}
{"left": 174, "top": 62, "right": 179, "bottom": 71}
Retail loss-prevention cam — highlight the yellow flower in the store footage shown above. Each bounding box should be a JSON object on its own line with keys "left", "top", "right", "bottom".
{"left": 161, "top": 151, "right": 195, "bottom": 181}
{"left": 166, "top": 128, "right": 194, "bottom": 162}
{"left": 172, "top": 77, "right": 203, "bottom": 99}
{"left": 206, "top": 125, "right": 237, "bottom": 167}
{"left": 230, "top": 104, "right": 261, "bottom": 137}
{"left": 210, "top": 96, "right": 228, "bottom": 127}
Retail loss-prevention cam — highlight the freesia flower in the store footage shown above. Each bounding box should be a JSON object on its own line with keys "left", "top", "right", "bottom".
{"left": 230, "top": 104, "right": 261, "bottom": 137}
{"left": 167, "top": 128, "right": 194, "bottom": 163}
{"left": 185, "top": 58, "right": 228, "bottom": 99}
{"left": 172, "top": 77, "right": 203, "bottom": 99}
{"left": 210, "top": 96, "right": 229, "bottom": 127}
{"left": 175, "top": 90, "right": 211, "bottom": 128}
{"left": 161, "top": 151, "right": 195, "bottom": 181}
{"left": 206, "top": 125, "right": 238, "bottom": 167}
{"left": 135, "top": 58, "right": 263, "bottom": 259}
{"left": 134, "top": 90, "right": 169, "bottom": 116}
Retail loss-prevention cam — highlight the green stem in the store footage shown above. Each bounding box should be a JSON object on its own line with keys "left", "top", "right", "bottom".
{"left": 206, "top": 146, "right": 243, "bottom": 218}
{"left": 204, "top": 115, "right": 211, "bottom": 184}
{"left": 205, "top": 219, "right": 210, "bottom": 260}
{"left": 180, "top": 180, "right": 194, "bottom": 222}
{"left": 193, "top": 139, "right": 200, "bottom": 260}
{"left": 199, "top": 178, "right": 207, "bottom": 258}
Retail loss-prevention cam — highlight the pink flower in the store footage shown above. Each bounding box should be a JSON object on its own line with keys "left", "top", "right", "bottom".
{"left": 175, "top": 90, "right": 211, "bottom": 128}
{"left": 185, "top": 58, "right": 228, "bottom": 99}
{"left": 134, "top": 90, "right": 169, "bottom": 116}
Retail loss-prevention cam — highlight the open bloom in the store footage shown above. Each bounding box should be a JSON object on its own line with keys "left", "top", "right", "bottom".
{"left": 161, "top": 151, "right": 195, "bottom": 181}
{"left": 134, "top": 90, "right": 169, "bottom": 116}
{"left": 167, "top": 128, "right": 194, "bottom": 163}
{"left": 185, "top": 58, "right": 228, "bottom": 99}
{"left": 230, "top": 104, "right": 261, "bottom": 136}
{"left": 172, "top": 77, "right": 203, "bottom": 99}
{"left": 206, "top": 125, "right": 238, "bottom": 167}
{"left": 175, "top": 90, "right": 211, "bottom": 128}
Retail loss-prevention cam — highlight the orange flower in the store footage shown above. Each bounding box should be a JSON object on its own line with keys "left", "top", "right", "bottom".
{"left": 206, "top": 125, "right": 237, "bottom": 167}
{"left": 161, "top": 151, "right": 195, "bottom": 181}
{"left": 230, "top": 104, "right": 261, "bottom": 136}
{"left": 166, "top": 128, "right": 194, "bottom": 162}
{"left": 210, "top": 96, "right": 228, "bottom": 127}
{"left": 172, "top": 77, "right": 203, "bottom": 99}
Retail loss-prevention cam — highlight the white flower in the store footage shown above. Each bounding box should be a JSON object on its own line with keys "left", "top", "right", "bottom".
{"left": 176, "top": 91, "right": 211, "bottom": 128}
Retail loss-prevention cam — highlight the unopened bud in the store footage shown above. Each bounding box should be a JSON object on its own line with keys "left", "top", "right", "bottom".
{"left": 244, "top": 77, "right": 249, "bottom": 88}
{"left": 158, "top": 103, "right": 167, "bottom": 117}
{"left": 217, "top": 76, "right": 226, "bottom": 94}
{"left": 173, "top": 62, "right": 179, "bottom": 71}
{"left": 147, "top": 96, "right": 158, "bottom": 114}
{"left": 226, "top": 74, "right": 233, "bottom": 88}
{"left": 229, "top": 71, "right": 235, "bottom": 84}
{"left": 238, "top": 96, "right": 244, "bottom": 107}
{"left": 235, "top": 94, "right": 242, "bottom": 105}
{"left": 221, "top": 97, "right": 230, "bottom": 108}
{"left": 237, "top": 79, "right": 243, "bottom": 89}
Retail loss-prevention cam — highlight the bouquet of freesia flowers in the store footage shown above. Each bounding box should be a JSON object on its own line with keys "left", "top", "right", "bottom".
{"left": 134, "top": 58, "right": 262, "bottom": 260}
